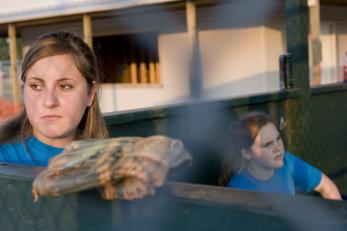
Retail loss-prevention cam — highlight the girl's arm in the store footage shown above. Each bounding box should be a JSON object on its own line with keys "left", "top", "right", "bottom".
{"left": 314, "top": 174, "right": 342, "bottom": 200}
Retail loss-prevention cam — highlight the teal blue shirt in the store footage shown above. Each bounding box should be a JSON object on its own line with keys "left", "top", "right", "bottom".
{"left": 0, "top": 136, "right": 63, "bottom": 166}
{"left": 228, "top": 151, "right": 322, "bottom": 196}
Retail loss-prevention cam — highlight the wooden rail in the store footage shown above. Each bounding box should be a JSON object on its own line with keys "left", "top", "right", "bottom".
{"left": 0, "top": 164, "right": 346, "bottom": 230}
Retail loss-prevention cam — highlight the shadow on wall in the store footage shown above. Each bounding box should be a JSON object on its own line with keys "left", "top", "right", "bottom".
{"left": 200, "top": 71, "right": 281, "bottom": 100}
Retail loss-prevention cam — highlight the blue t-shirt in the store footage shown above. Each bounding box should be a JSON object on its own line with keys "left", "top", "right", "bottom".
{"left": 0, "top": 136, "right": 64, "bottom": 166}
{"left": 228, "top": 151, "right": 322, "bottom": 196}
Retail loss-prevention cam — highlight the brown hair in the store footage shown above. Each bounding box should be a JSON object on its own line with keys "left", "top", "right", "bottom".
{"left": 219, "top": 111, "right": 273, "bottom": 186}
{"left": 0, "top": 31, "right": 109, "bottom": 143}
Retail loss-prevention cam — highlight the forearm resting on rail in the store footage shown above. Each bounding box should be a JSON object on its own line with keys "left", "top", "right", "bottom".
{"left": 315, "top": 174, "right": 342, "bottom": 200}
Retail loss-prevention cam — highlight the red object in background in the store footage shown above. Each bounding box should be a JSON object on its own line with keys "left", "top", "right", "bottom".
{"left": 0, "top": 98, "right": 21, "bottom": 123}
{"left": 344, "top": 66, "right": 347, "bottom": 83}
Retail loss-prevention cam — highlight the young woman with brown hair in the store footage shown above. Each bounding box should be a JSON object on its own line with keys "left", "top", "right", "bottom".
{"left": 0, "top": 31, "right": 109, "bottom": 166}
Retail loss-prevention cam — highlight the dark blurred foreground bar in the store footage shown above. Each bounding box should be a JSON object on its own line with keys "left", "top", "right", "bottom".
{"left": 0, "top": 164, "right": 346, "bottom": 231}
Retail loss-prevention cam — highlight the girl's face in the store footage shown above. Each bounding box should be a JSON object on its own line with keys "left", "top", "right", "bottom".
{"left": 24, "top": 54, "right": 96, "bottom": 147}
{"left": 244, "top": 122, "right": 285, "bottom": 170}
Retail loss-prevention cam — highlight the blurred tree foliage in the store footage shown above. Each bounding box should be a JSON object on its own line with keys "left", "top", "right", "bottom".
{"left": 0, "top": 37, "right": 22, "bottom": 60}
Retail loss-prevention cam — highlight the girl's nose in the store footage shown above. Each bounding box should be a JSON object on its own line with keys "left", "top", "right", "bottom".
{"left": 272, "top": 139, "right": 281, "bottom": 151}
{"left": 43, "top": 88, "right": 59, "bottom": 107}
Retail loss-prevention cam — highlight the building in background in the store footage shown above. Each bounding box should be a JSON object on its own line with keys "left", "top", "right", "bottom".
{"left": 0, "top": 0, "right": 346, "bottom": 112}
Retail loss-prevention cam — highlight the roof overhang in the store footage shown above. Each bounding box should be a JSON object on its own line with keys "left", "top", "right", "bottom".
{"left": 0, "top": 0, "right": 180, "bottom": 25}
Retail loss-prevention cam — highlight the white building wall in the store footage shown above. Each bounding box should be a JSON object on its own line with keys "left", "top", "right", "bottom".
{"left": 199, "top": 0, "right": 285, "bottom": 100}
{"left": 199, "top": 27, "right": 267, "bottom": 100}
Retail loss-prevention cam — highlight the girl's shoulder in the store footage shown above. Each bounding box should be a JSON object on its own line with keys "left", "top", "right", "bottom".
{"left": 0, "top": 138, "right": 24, "bottom": 150}
{"left": 227, "top": 170, "right": 257, "bottom": 190}
{"left": 284, "top": 151, "right": 309, "bottom": 166}
{"left": 284, "top": 150, "right": 295, "bottom": 158}
{"left": 283, "top": 151, "right": 301, "bottom": 164}
{"left": 0, "top": 138, "right": 25, "bottom": 162}
{"left": 0, "top": 136, "right": 63, "bottom": 166}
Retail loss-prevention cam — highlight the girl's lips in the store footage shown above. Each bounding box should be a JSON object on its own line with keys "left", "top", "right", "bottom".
{"left": 274, "top": 154, "right": 283, "bottom": 161}
{"left": 42, "top": 115, "right": 62, "bottom": 121}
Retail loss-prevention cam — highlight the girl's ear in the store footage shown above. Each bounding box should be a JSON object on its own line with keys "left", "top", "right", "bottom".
{"left": 241, "top": 148, "right": 252, "bottom": 160}
{"left": 87, "top": 81, "right": 97, "bottom": 107}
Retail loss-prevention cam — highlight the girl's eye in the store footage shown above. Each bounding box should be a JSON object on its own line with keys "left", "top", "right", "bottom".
{"left": 262, "top": 135, "right": 281, "bottom": 148}
{"left": 262, "top": 142, "right": 272, "bottom": 148}
{"left": 29, "top": 83, "right": 42, "bottom": 90}
{"left": 59, "top": 84, "right": 73, "bottom": 90}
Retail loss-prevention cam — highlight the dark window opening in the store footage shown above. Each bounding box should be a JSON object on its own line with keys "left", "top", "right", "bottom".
{"left": 93, "top": 32, "right": 160, "bottom": 84}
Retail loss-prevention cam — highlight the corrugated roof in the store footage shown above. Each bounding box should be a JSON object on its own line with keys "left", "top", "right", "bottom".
{"left": 0, "top": 0, "right": 180, "bottom": 24}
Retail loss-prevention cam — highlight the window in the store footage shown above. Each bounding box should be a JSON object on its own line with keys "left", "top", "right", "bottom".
{"left": 93, "top": 32, "right": 160, "bottom": 84}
